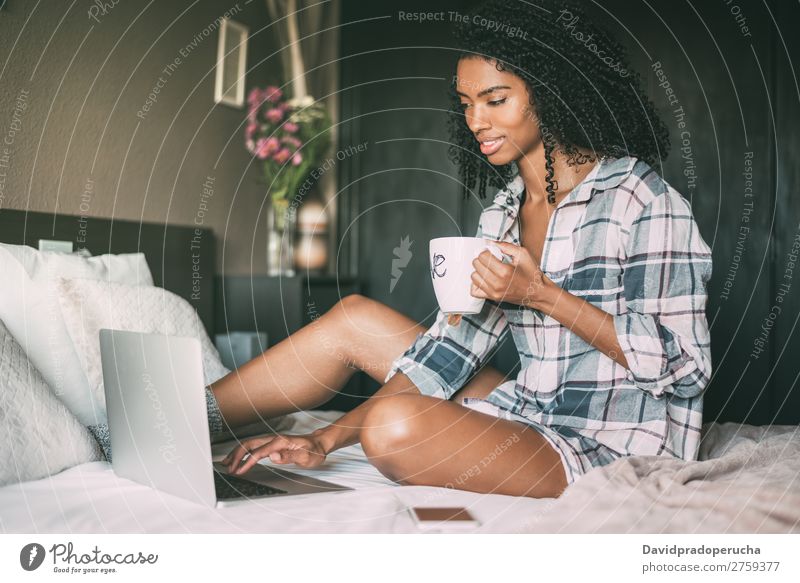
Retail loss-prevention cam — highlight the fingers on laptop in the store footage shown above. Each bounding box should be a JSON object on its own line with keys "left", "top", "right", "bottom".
{"left": 274, "top": 445, "right": 309, "bottom": 467}
{"left": 226, "top": 435, "right": 293, "bottom": 474}
{"left": 234, "top": 436, "right": 311, "bottom": 474}
{"left": 223, "top": 435, "right": 276, "bottom": 472}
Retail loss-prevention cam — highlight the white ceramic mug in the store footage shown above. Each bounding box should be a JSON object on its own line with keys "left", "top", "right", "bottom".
{"left": 429, "top": 237, "right": 503, "bottom": 314}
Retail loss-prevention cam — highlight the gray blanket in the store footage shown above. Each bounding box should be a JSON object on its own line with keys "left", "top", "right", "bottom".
{"left": 521, "top": 423, "right": 800, "bottom": 533}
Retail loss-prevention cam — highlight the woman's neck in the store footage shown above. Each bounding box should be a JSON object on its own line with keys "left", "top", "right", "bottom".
{"left": 517, "top": 145, "right": 598, "bottom": 206}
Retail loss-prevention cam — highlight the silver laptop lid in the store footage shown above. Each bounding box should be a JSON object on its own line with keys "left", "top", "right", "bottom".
{"left": 99, "top": 329, "right": 217, "bottom": 507}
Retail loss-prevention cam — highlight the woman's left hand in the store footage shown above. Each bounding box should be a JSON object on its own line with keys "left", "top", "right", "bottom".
{"left": 471, "top": 240, "right": 550, "bottom": 307}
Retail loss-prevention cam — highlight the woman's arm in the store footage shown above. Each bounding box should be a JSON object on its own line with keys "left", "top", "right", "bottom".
{"left": 313, "top": 371, "right": 419, "bottom": 452}
{"left": 533, "top": 278, "right": 629, "bottom": 368}
{"left": 471, "top": 240, "right": 629, "bottom": 368}
{"left": 472, "top": 190, "right": 713, "bottom": 399}
{"left": 226, "top": 298, "right": 508, "bottom": 473}
{"left": 224, "top": 371, "right": 421, "bottom": 473}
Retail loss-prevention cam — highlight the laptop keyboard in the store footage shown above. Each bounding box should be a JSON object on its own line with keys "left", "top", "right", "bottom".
{"left": 213, "top": 469, "right": 288, "bottom": 500}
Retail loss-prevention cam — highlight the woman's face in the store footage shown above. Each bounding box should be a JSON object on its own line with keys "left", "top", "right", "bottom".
{"left": 455, "top": 57, "right": 541, "bottom": 166}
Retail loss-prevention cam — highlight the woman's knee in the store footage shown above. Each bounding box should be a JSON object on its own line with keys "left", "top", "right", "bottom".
{"left": 334, "top": 293, "right": 392, "bottom": 316}
{"left": 333, "top": 293, "right": 369, "bottom": 314}
{"left": 360, "top": 394, "right": 428, "bottom": 477}
{"left": 329, "top": 294, "right": 386, "bottom": 334}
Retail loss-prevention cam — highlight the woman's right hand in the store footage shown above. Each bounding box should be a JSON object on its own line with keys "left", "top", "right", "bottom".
{"left": 222, "top": 433, "right": 328, "bottom": 475}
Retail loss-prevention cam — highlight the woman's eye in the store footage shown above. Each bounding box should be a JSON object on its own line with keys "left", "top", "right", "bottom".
{"left": 459, "top": 98, "right": 506, "bottom": 111}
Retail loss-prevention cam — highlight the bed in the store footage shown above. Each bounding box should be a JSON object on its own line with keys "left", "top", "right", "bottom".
{"left": 0, "top": 410, "right": 553, "bottom": 533}
{"left": 1, "top": 412, "right": 798, "bottom": 533}
{"left": 1, "top": 210, "right": 798, "bottom": 534}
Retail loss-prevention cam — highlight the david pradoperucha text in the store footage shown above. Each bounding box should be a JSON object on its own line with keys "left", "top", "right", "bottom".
{"left": 643, "top": 544, "right": 760, "bottom": 559}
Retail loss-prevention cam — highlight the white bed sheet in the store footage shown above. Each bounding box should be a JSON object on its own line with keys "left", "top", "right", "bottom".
{"left": 0, "top": 410, "right": 550, "bottom": 533}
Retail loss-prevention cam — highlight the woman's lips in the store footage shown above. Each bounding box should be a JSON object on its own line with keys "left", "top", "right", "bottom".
{"left": 479, "top": 136, "right": 505, "bottom": 156}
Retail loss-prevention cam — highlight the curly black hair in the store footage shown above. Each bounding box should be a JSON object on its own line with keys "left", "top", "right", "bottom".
{"left": 448, "top": 0, "right": 670, "bottom": 203}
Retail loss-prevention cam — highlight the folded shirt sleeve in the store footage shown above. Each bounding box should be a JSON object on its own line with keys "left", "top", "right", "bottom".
{"left": 384, "top": 300, "right": 509, "bottom": 400}
{"left": 612, "top": 189, "right": 713, "bottom": 398}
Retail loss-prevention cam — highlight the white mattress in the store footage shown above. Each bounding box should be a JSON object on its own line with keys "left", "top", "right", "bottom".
{"left": 0, "top": 410, "right": 550, "bottom": 533}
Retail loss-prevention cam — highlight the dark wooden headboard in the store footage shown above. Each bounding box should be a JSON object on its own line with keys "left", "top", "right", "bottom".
{"left": 0, "top": 209, "right": 216, "bottom": 335}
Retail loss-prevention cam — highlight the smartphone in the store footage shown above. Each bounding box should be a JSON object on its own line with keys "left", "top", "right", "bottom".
{"left": 408, "top": 506, "right": 481, "bottom": 530}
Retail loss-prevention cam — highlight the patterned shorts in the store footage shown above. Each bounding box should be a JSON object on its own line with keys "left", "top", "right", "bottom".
{"left": 461, "top": 397, "right": 622, "bottom": 486}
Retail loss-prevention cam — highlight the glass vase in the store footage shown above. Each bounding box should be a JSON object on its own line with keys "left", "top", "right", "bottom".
{"left": 266, "top": 198, "right": 296, "bottom": 276}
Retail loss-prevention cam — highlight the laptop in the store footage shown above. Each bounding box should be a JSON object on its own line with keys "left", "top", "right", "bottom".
{"left": 99, "top": 328, "right": 351, "bottom": 508}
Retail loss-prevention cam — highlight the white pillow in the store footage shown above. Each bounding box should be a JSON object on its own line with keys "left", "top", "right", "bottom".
{"left": 0, "top": 319, "right": 103, "bottom": 487}
{"left": 1, "top": 243, "right": 154, "bottom": 284}
{"left": 0, "top": 243, "right": 153, "bottom": 426}
{"left": 56, "top": 278, "right": 230, "bottom": 423}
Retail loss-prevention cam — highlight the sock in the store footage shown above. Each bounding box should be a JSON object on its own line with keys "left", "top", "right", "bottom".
{"left": 86, "top": 423, "right": 112, "bottom": 462}
{"left": 205, "top": 385, "right": 226, "bottom": 434}
{"left": 88, "top": 386, "right": 226, "bottom": 463}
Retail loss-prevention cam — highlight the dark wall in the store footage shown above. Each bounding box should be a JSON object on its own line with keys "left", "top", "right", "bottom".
{"left": 337, "top": 0, "right": 800, "bottom": 424}
{"left": 772, "top": 0, "right": 800, "bottom": 425}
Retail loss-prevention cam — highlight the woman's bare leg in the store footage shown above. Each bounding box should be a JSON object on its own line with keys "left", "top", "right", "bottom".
{"left": 214, "top": 294, "right": 565, "bottom": 497}
{"left": 210, "top": 294, "right": 507, "bottom": 428}
{"left": 360, "top": 394, "right": 568, "bottom": 498}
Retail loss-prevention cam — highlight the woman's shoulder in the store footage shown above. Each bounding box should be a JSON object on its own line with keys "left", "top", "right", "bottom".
{"left": 610, "top": 156, "right": 691, "bottom": 210}
{"left": 475, "top": 155, "right": 695, "bottom": 237}
{"left": 599, "top": 156, "right": 699, "bottom": 233}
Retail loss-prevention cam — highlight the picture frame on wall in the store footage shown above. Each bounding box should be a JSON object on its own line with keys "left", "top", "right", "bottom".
{"left": 214, "top": 17, "right": 248, "bottom": 108}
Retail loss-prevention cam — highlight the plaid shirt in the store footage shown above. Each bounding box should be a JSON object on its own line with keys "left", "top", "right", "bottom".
{"left": 385, "top": 156, "right": 713, "bottom": 463}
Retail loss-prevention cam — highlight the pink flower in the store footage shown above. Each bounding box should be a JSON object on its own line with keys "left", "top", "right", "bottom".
{"left": 273, "top": 148, "right": 292, "bottom": 164}
{"left": 254, "top": 139, "right": 270, "bottom": 159}
{"left": 264, "top": 86, "right": 283, "bottom": 102}
{"left": 284, "top": 122, "right": 299, "bottom": 133}
{"left": 245, "top": 122, "right": 258, "bottom": 140}
{"left": 265, "top": 108, "right": 284, "bottom": 124}
{"left": 265, "top": 136, "right": 280, "bottom": 152}
{"left": 282, "top": 136, "right": 302, "bottom": 149}
{"left": 247, "top": 88, "right": 262, "bottom": 105}
{"left": 255, "top": 137, "right": 280, "bottom": 159}
{"left": 291, "top": 152, "right": 303, "bottom": 166}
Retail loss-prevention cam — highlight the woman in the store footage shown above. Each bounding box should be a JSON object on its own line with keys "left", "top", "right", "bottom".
{"left": 218, "top": 0, "right": 713, "bottom": 498}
